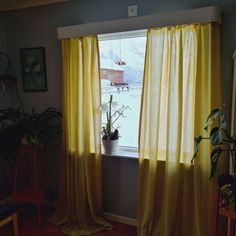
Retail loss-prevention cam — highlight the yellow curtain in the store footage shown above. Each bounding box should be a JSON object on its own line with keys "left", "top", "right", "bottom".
{"left": 50, "top": 36, "right": 112, "bottom": 235}
{"left": 138, "top": 23, "right": 222, "bottom": 236}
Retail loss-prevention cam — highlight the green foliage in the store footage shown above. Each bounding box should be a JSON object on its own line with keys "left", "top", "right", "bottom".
{"left": 0, "top": 107, "right": 62, "bottom": 164}
{"left": 210, "top": 147, "right": 223, "bottom": 179}
{"left": 204, "top": 108, "right": 226, "bottom": 131}
{"left": 192, "top": 108, "right": 236, "bottom": 179}
{"left": 192, "top": 135, "right": 203, "bottom": 163}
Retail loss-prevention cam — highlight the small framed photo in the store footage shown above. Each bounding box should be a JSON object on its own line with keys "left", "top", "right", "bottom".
{"left": 20, "top": 47, "right": 47, "bottom": 92}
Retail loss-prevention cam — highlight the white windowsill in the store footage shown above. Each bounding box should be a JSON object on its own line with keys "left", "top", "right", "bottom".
{"left": 102, "top": 146, "right": 139, "bottom": 160}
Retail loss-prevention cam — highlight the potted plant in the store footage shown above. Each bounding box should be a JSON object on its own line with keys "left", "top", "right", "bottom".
{"left": 101, "top": 95, "right": 128, "bottom": 154}
{"left": 192, "top": 108, "right": 236, "bottom": 210}
{"left": 0, "top": 107, "right": 62, "bottom": 164}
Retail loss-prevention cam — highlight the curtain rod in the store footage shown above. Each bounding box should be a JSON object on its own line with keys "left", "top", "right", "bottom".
{"left": 57, "top": 6, "right": 221, "bottom": 39}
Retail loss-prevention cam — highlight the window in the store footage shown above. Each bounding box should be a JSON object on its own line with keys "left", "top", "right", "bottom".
{"left": 99, "top": 30, "right": 147, "bottom": 148}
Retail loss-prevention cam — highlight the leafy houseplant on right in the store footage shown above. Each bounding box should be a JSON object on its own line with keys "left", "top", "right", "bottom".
{"left": 101, "top": 95, "right": 128, "bottom": 154}
{"left": 192, "top": 108, "right": 236, "bottom": 210}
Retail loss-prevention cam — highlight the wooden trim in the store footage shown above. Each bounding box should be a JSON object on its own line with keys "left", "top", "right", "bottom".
{"left": 57, "top": 6, "right": 221, "bottom": 39}
{"left": 98, "top": 29, "right": 147, "bottom": 41}
{"left": 12, "top": 213, "right": 19, "bottom": 236}
{"left": 0, "top": 213, "right": 19, "bottom": 236}
{"left": 0, "top": 215, "right": 12, "bottom": 227}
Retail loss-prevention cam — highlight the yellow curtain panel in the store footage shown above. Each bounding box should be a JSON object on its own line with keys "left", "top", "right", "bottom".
{"left": 50, "top": 36, "right": 112, "bottom": 235}
{"left": 138, "top": 23, "right": 222, "bottom": 236}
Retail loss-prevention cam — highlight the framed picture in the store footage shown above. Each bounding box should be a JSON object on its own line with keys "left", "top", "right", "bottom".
{"left": 20, "top": 47, "right": 47, "bottom": 92}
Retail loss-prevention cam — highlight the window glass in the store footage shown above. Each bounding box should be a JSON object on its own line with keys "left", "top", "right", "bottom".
{"left": 99, "top": 33, "right": 146, "bottom": 148}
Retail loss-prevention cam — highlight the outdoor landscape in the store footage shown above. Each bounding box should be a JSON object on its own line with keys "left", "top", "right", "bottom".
{"left": 99, "top": 35, "right": 146, "bottom": 147}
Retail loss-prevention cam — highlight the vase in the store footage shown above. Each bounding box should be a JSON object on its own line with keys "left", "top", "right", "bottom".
{"left": 102, "top": 139, "right": 119, "bottom": 154}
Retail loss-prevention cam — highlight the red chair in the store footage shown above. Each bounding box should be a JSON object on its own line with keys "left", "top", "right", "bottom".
{"left": 12, "top": 147, "right": 42, "bottom": 225}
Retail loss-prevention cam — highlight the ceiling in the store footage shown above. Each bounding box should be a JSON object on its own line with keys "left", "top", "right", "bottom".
{"left": 0, "top": 0, "right": 68, "bottom": 11}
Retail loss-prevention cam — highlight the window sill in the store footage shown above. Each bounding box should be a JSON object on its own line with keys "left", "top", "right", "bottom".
{"left": 102, "top": 146, "right": 139, "bottom": 160}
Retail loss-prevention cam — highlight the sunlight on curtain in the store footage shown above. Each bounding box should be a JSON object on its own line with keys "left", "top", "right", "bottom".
{"left": 50, "top": 37, "right": 112, "bottom": 235}
{"left": 138, "top": 23, "right": 222, "bottom": 236}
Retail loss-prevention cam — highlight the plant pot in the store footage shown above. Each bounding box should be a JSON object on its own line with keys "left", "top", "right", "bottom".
{"left": 102, "top": 139, "right": 119, "bottom": 154}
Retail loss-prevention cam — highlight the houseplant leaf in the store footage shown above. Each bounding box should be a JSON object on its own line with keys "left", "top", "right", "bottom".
{"left": 191, "top": 135, "right": 203, "bottom": 163}
{"left": 210, "top": 147, "right": 222, "bottom": 179}
{"left": 0, "top": 107, "right": 62, "bottom": 163}
{"left": 204, "top": 108, "right": 221, "bottom": 131}
{"left": 210, "top": 127, "right": 223, "bottom": 145}
{"left": 219, "top": 110, "right": 226, "bottom": 130}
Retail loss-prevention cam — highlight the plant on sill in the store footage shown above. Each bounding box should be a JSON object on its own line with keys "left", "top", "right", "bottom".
{"left": 0, "top": 107, "right": 62, "bottom": 164}
{"left": 101, "top": 95, "right": 128, "bottom": 141}
{"left": 191, "top": 108, "right": 236, "bottom": 210}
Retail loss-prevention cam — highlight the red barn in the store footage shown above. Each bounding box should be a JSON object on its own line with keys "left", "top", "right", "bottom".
{"left": 100, "top": 59, "right": 124, "bottom": 85}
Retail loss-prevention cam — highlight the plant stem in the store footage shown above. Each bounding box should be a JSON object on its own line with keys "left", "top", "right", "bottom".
{"left": 111, "top": 106, "right": 127, "bottom": 118}
{"left": 107, "top": 95, "right": 113, "bottom": 137}
{"left": 111, "top": 106, "right": 129, "bottom": 125}
{"left": 106, "top": 111, "right": 109, "bottom": 133}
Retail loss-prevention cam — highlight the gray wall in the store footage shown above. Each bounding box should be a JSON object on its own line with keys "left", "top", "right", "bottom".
{"left": 0, "top": 12, "right": 6, "bottom": 52}
{"left": 0, "top": 11, "right": 12, "bottom": 199}
{"left": 0, "top": 11, "right": 10, "bottom": 109}
{"left": 1, "top": 0, "right": 236, "bottom": 218}
{"left": 102, "top": 156, "right": 138, "bottom": 218}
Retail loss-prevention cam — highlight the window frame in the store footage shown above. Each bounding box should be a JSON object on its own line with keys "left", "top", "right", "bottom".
{"left": 99, "top": 29, "right": 147, "bottom": 155}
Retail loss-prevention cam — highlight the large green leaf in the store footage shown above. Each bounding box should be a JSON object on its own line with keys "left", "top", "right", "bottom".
{"left": 204, "top": 108, "right": 221, "bottom": 131}
{"left": 210, "top": 147, "right": 222, "bottom": 179}
{"left": 219, "top": 110, "right": 227, "bottom": 131}
{"left": 204, "top": 109, "right": 226, "bottom": 132}
{"left": 210, "top": 127, "right": 223, "bottom": 145}
{"left": 191, "top": 135, "right": 203, "bottom": 163}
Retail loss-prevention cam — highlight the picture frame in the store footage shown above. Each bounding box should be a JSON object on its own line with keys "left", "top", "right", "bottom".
{"left": 20, "top": 47, "right": 47, "bottom": 92}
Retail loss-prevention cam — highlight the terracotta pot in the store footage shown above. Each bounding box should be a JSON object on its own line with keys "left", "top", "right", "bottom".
{"left": 102, "top": 139, "right": 119, "bottom": 154}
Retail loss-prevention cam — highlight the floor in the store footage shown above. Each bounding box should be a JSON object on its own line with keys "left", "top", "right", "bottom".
{"left": 0, "top": 205, "right": 137, "bottom": 236}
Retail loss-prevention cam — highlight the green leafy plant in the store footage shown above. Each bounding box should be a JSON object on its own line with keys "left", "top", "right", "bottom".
{"left": 101, "top": 95, "right": 128, "bottom": 140}
{"left": 0, "top": 107, "right": 62, "bottom": 163}
{"left": 192, "top": 108, "right": 236, "bottom": 179}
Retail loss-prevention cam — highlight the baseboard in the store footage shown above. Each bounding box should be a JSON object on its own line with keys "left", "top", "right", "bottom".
{"left": 0, "top": 196, "right": 137, "bottom": 227}
{"left": 103, "top": 212, "right": 137, "bottom": 226}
